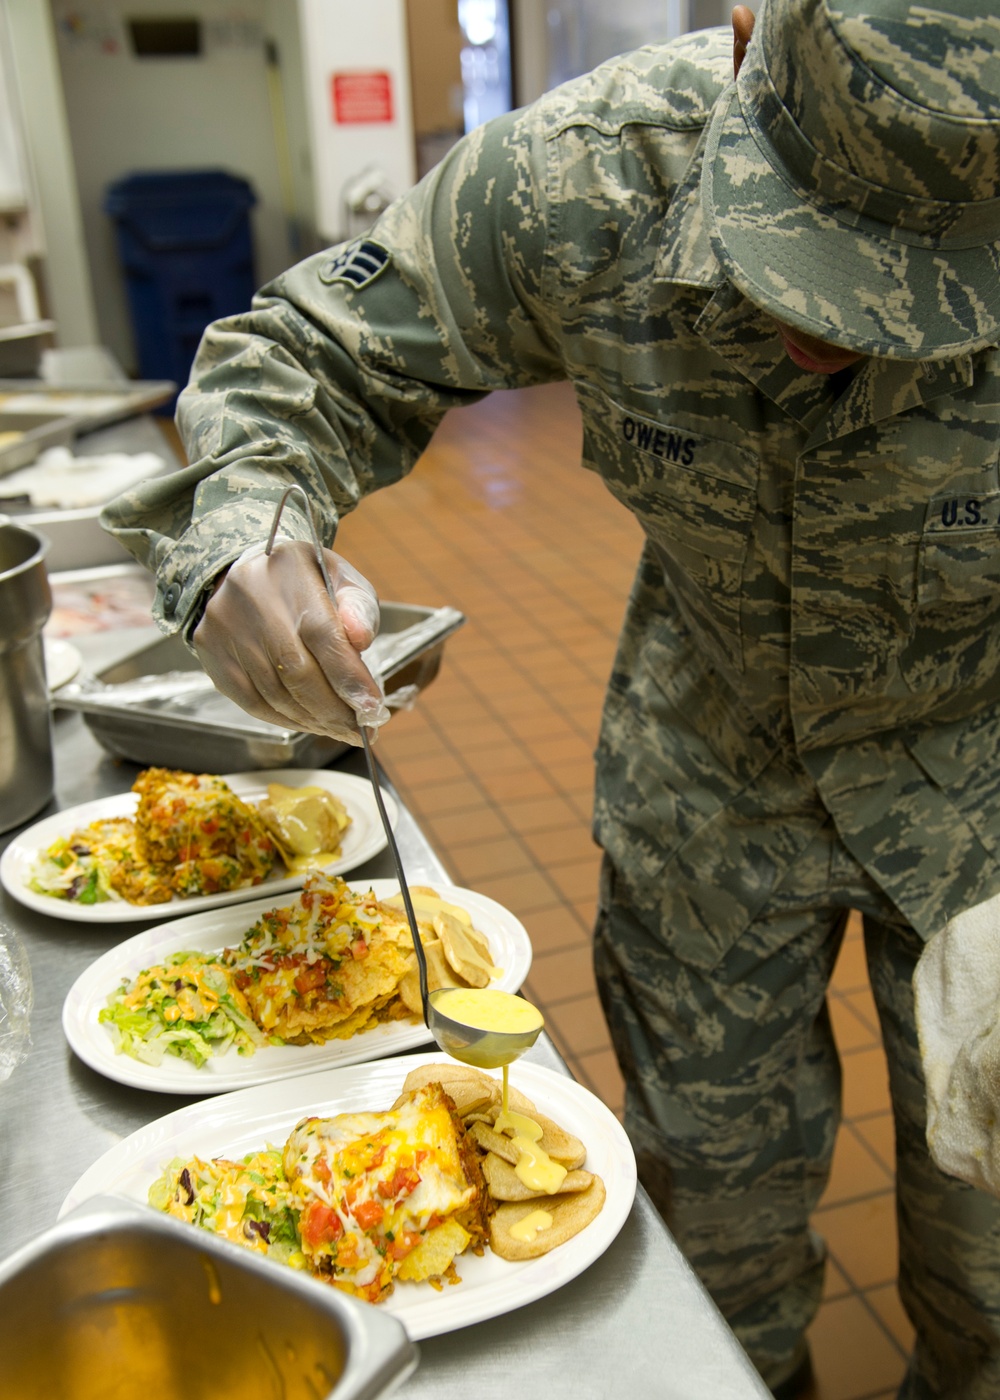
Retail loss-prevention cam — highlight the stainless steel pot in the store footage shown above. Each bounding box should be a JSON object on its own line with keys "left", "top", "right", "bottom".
{"left": 0, "top": 1195, "right": 418, "bottom": 1399}
{"left": 0, "top": 516, "right": 52, "bottom": 833}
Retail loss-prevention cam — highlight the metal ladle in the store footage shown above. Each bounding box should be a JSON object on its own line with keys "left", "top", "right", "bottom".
{"left": 265, "top": 485, "right": 544, "bottom": 1069}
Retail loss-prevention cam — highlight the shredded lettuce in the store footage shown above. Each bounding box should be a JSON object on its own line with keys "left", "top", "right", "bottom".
{"left": 99, "top": 951, "right": 268, "bottom": 1067}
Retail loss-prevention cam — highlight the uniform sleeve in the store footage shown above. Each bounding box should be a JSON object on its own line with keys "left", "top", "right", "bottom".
{"left": 100, "top": 104, "right": 564, "bottom": 637}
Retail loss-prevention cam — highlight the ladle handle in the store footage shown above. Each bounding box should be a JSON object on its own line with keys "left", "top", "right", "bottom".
{"left": 264, "top": 485, "right": 432, "bottom": 1026}
{"left": 358, "top": 726, "right": 430, "bottom": 1019}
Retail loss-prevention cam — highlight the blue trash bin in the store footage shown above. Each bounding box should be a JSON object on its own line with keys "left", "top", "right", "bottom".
{"left": 104, "top": 170, "right": 257, "bottom": 407}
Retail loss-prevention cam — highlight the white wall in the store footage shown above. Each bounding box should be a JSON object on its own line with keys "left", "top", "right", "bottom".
{"left": 51, "top": 0, "right": 297, "bottom": 373}
{"left": 3, "top": 0, "right": 99, "bottom": 345}
{"left": 298, "top": 0, "right": 415, "bottom": 243}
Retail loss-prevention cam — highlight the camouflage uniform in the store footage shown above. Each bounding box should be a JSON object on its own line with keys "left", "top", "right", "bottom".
{"left": 103, "top": 4, "right": 1000, "bottom": 1395}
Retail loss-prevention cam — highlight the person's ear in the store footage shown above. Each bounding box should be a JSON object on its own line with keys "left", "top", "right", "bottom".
{"left": 732, "top": 6, "right": 755, "bottom": 79}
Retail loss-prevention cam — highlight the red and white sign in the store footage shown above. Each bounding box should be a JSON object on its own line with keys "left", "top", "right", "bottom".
{"left": 331, "top": 71, "right": 394, "bottom": 125}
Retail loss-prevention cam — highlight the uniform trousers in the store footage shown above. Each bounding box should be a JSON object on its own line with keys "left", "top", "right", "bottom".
{"left": 594, "top": 805, "right": 1000, "bottom": 1399}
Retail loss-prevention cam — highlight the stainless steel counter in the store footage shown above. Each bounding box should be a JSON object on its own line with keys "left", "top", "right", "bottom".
{"left": 0, "top": 702, "right": 770, "bottom": 1400}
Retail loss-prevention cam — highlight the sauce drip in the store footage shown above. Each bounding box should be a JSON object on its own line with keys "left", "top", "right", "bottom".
{"left": 509, "top": 1208, "right": 554, "bottom": 1243}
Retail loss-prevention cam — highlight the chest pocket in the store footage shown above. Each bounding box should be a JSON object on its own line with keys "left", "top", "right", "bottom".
{"left": 902, "top": 490, "right": 1000, "bottom": 698}
{"left": 584, "top": 397, "right": 759, "bottom": 675}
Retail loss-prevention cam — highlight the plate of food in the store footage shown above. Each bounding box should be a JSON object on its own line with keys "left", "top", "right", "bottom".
{"left": 60, "top": 1051, "right": 636, "bottom": 1339}
{"left": 62, "top": 876, "right": 533, "bottom": 1091}
{"left": 1, "top": 766, "right": 396, "bottom": 923}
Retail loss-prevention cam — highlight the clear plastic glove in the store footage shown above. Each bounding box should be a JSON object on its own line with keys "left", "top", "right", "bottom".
{"left": 193, "top": 538, "right": 390, "bottom": 746}
{"left": 914, "top": 892, "right": 1000, "bottom": 1195}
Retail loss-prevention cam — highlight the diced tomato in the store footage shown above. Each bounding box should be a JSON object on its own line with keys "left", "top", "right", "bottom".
{"left": 200, "top": 817, "right": 219, "bottom": 834}
{"left": 312, "top": 1156, "right": 332, "bottom": 1185}
{"left": 301, "top": 1201, "right": 343, "bottom": 1250}
{"left": 350, "top": 938, "right": 368, "bottom": 960}
{"left": 294, "top": 962, "right": 328, "bottom": 995}
{"left": 389, "top": 1231, "right": 420, "bottom": 1261}
{"left": 378, "top": 1166, "right": 420, "bottom": 1201}
{"left": 353, "top": 1199, "right": 385, "bottom": 1231}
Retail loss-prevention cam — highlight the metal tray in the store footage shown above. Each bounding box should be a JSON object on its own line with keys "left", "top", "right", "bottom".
{"left": 0, "top": 1194, "right": 416, "bottom": 1399}
{"left": 0, "top": 379, "right": 175, "bottom": 477}
{"left": 0, "top": 409, "right": 77, "bottom": 474}
{"left": 55, "top": 601, "right": 464, "bottom": 770}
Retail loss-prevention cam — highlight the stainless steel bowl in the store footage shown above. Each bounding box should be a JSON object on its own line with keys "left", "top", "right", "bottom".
{"left": 0, "top": 1196, "right": 417, "bottom": 1400}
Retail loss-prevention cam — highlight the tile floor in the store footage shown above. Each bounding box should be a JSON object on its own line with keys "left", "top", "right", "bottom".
{"left": 165, "top": 382, "right": 912, "bottom": 1398}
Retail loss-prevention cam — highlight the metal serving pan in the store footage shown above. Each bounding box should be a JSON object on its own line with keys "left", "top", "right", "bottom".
{"left": 0, "top": 1194, "right": 417, "bottom": 1400}
{"left": 55, "top": 601, "right": 465, "bottom": 770}
{"left": 0, "top": 408, "right": 77, "bottom": 475}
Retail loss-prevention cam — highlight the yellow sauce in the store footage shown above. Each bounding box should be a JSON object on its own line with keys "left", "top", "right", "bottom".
{"left": 262, "top": 784, "right": 348, "bottom": 865}
{"left": 431, "top": 987, "right": 544, "bottom": 1034}
{"left": 511, "top": 1137, "right": 567, "bottom": 1194}
{"left": 509, "top": 1208, "right": 553, "bottom": 1243}
{"left": 495, "top": 1063, "right": 566, "bottom": 1193}
{"left": 495, "top": 1063, "right": 542, "bottom": 1140}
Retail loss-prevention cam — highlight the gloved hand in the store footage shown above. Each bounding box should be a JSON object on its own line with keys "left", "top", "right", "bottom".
{"left": 193, "top": 538, "right": 390, "bottom": 746}
{"left": 914, "top": 891, "right": 1000, "bottom": 1195}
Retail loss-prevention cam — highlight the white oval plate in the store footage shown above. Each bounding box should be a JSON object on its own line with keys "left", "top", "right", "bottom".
{"left": 63, "top": 879, "right": 533, "bottom": 1092}
{"left": 1, "top": 769, "right": 396, "bottom": 924}
{"left": 61, "top": 1051, "right": 636, "bottom": 1340}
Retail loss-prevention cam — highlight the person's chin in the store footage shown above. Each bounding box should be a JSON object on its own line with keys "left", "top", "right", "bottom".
{"left": 779, "top": 332, "right": 854, "bottom": 375}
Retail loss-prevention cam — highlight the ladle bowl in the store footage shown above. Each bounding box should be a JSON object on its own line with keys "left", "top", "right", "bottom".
{"left": 426, "top": 988, "right": 543, "bottom": 1068}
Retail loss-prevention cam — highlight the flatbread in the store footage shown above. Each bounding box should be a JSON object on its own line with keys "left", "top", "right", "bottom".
{"left": 490, "top": 1179, "right": 607, "bottom": 1261}
{"left": 481, "top": 1151, "right": 593, "bottom": 1202}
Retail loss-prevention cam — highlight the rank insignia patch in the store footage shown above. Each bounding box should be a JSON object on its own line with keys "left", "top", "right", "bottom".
{"left": 319, "top": 239, "right": 391, "bottom": 289}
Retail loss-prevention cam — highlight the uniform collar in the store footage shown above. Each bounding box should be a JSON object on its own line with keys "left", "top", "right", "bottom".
{"left": 655, "top": 138, "right": 977, "bottom": 438}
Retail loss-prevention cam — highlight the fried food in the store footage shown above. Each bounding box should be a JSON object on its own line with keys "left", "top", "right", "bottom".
{"left": 149, "top": 1070, "right": 603, "bottom": 1298}
{"left": 152, "top": 1082, "right": 488, "bottom": 1304}
{"left": 490, "top": 1180, "right": 607, "bottom": 1261}
{"left": 132, "top": 768, "right": 277, "bottom": 896}
{"left": 28, "top": 767, "right": 280, "bottom": 906}
{"left": 224, "top": 876, "right": 420, "bottom": 1044}
{"left": 257, "top": 783, "right": 351, "bottom": 871}
{"left": 480, "top": 1151, "right": 593, "bottom": 1202}
{"left": 398, "top": 1063, "right": 603, "bottom": 1259}
{"left": 100, "top": 877, "right": 504, "bottom": 1068}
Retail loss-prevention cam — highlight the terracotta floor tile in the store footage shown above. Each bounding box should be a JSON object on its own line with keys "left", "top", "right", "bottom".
{"left": 523, "top": 945, "right": 600, "bottom": 1006}
{"left": 448, "top": 836, "right": 534, "bottom": 885}
{"left": 807, "top": 1294, "right": 907, "bottom": 1400}
{"left": 865, "top": 1283, "right": 915, "bottom": 1355}
{"left": 424, "top": 806, "right": 510, "bottom": 849}
{"left": 850, "top": 1114, "right": 896, "bottom": 1174}
{"left": 842, "top": 986, "right": 882, "bottom": 1041}
{"left": 470, "top": 868, "right": 563, "bottom": 915}
{"left": 478, "top": 766, "right": 559, "bottom": 803}
{"left": 398, "top": 778, "right": 484, "bottom": 817}
{"left": 544, "top": 855, "right": 604, "bottom": 903}
{"left": 823, "top": 1258, "right": 853, "bottom": 1301}
{"left": 821, "top": 1124, "right": 894, "bottom": 1208}
{"left": 829, "top": 995, "right": 882, "bottom": 1055}
{"left": 520, "top": 824, "right": 601, "bottom": 868}
{"left": 574, "top": 1045, "right": 625, "bottom": 1114}
{"left": 841, "top": 1046, "right": 892, "bottom": 1119}
{"left": 815, "top": 1192, "right": 898, "bottom": 1289}
{"left": 502, "top": 793, "right": 586, "bottom": 833}
{"left": 832, "top": 935, "right": 871, "bottom": 994}
{"left": 543, "top": 990, "right": 615, "bottom": 1059}
{"left": 520, "top": 903, "right": 591, "bottom": 956}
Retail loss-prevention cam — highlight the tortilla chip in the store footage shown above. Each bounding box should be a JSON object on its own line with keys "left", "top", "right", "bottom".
{"left": 481, "top": 1151, "right": 594, "bottom": 1202}
{"left": 397, "top": 939, "right": 464, "bottom": 1016}
{"left": 434, "top": 911, "right": 494, "bottom": 988}
{"left": 489, "top": 1178, "right": 606, "bottom": 1261}
{"left": 395, "top": 1063, "right": 499, "bottom": 1118}
{"left": 470, "top": 1110, "right": 587, "bottom": 1172}
{"left": 396, "top": 1217, "right": 472, "bottom": 1282}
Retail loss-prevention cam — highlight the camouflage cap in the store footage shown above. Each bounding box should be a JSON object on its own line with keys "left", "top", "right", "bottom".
{"left": 701, "top": 0, "right": 1000, "bottom": 360}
